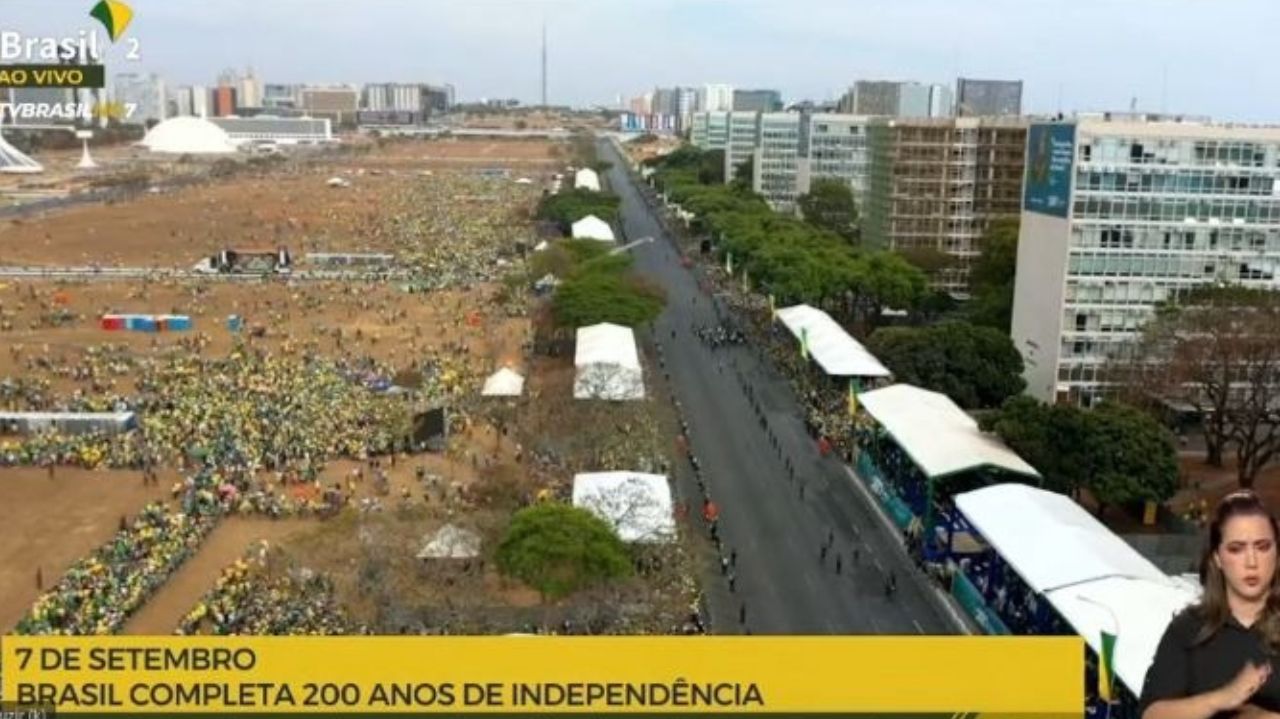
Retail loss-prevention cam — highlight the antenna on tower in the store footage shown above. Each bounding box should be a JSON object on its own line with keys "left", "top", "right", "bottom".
{"left": 540, "top": 22, "right": 547, "bottom": 108}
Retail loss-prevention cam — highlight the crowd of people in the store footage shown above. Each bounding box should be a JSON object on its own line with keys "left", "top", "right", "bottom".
{"left": 17, "top": 502, "right": 217, "bottom": 634}
{"left": 178, "top": 543, "right": 359, "bottom": 635}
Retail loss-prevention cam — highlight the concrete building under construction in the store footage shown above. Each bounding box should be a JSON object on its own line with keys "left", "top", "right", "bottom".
{"left": 863, "top": 117, "right": 1028, "bottom": 295}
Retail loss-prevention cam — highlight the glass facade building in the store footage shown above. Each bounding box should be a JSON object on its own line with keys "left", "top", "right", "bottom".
{"left": 1011, "top": 119, "right": 1280, "bottom": 405}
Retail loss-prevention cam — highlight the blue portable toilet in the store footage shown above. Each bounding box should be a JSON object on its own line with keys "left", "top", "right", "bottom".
{"left": 227, "top": 315, "right": 243, "bottom": 332}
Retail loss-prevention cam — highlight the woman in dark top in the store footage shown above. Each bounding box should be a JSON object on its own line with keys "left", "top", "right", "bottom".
{"left": 1141, "top": 490, "right": 1280, "bottom": 719}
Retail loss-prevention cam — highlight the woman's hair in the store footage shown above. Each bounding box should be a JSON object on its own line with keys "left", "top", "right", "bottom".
{"left": 1194, "top": 490, "right": 1280, "bottom": 650}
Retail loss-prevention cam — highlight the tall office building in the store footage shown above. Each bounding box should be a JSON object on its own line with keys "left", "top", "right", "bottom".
{"left": 864, "top": 117, "right": 1028, "bottom": 294}
{"left": 689, "top": 112, "right": 729, "bottom": 149}
{"left": 238, "top": 67, "right": 262, "bottom": 109}
{"left": 171, "top": 86, "right": 193, "bottom": 117}
{"left": 191, "top": 84, "right": 209, "bottom": 117}
{"left": 651, "top": 88, "right": 678, "bottom": 115}
{"left": 751, "top": 112, "right": 805, "bottom": 212}
{"left": 1012, "top": 119, "right": 1280, "bottom": 405}
{"left": 956, "top": 78, "right": 1023, "bottom": 117}
{"left": 725, "top": 111, "right": 760, "bottom": 184}
{"left": 263, "top": 84, "right": 301, "bottom": 111}
{"left": 699, "top": 84, "right": 734, "bottom": 112}
{"left": 733, "top": 89, "right": 782, "bottom": 112}
{"left": 111, "top": 72, "right": 166, "bottom": 124}
{"left": 300, "top": 86, "right": 360, "bottom": 125}
{"left": 212, "top": 86, "right": 238, "bottom": 117}
{"left": 798, "top": 113, "right": 874, "bottom": 203}
{"left": 840, "top": 81, "right": 951, "bottom": 117}
{"left": 930, "top": 85, "right": 955, "bottom": 118}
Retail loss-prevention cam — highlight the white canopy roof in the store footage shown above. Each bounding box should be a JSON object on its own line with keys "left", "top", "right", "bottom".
{"left": 141, "top": 116, "right": 238, "bottom": 154}
{"left": 481, "top": 367, "right": 525, "bottom": 397}
{"left": 776, "top": 304, "right": 890, "bottom": 378}
{"left": 858, "top": 384, "right": 1039, "bottom": 479}
{"left": 571, "top": 215, "right": 615, "bottom": 242}
{"left": 956, "top": 484, "right": 1199, "bottom": 696}
{"left": 572, "top": 471, "right": 675, "bottom": 543}
{"left": 416, "top": 524, "right": 481, "bottom": 560}
{"left": 515, "top": 177, "right": 533, "bottom": 184}
{"left": 574, "top": 323, "right": 644, "bottom": 400}
{"left": 956, "top": 484, "right": 1168, "bottom": 592}
{"left": 1052, "top": 576, "right": 1198, "bottom": 697}
{"left": 574, "top": 167, "right": 601, "bottom": 191}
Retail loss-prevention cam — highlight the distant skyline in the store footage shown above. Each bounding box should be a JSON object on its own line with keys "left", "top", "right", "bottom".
{"left": 4, "top": 0, "right": 1278, "bottom": 121}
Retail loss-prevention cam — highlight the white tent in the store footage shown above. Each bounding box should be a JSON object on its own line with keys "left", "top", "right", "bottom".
{"left": 481, "top": 367, "right": 525, "bottom": 397}
{"left": 858, "top": 384, "right": 1039, "bottom": 479}
{"left": 571, "top": 215, "right": 615, "bottom": 242}
{"left": 574, "top": 168, "right": 601, "bottom": 191}
{"left": 416, "top": 524, "right": 481, "bottom": 560}
{"left": 956, "top": 484, "right": 1199, "bottom": 696}
{"left": 515, "top": 177, "right": 533, "bottom": 184}
{"left": 574, "top": 323, "right": 644, "bottom": 400}
{"left": 140, "top": 116, "right": 238, "bottom": 154}
{"left": 0, "top": 131, "right": 43, "bottom": 174}
{"left": 572, "top": 471, "right": 675, "bottom": 543}
{"left": 776, "top": 304, "right": 890, "bottom": 378}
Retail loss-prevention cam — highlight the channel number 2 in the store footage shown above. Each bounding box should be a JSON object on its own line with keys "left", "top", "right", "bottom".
{"left": 126, "top": 39, "right": 140, "bottom": 60}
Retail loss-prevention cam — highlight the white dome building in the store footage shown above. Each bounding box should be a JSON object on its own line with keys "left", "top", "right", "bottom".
{"left": 140, "top": 117, "right": 239, "bottom": 154}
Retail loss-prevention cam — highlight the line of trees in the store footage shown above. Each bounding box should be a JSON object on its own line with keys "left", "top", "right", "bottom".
{"left": 1115, "top": 285, "right": 1280, "bottom": 487}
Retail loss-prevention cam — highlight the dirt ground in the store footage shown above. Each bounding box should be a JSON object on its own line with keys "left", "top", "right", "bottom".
{"left": 0, "top": 466, "right": 176, "bottom": 631}
{"left": 0, "top": 138, "right": 554, "bottom": 267}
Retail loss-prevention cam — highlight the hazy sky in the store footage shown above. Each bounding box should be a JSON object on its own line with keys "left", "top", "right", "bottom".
{"left": 5, "top": 0, "right": 1278, "bottom": 121}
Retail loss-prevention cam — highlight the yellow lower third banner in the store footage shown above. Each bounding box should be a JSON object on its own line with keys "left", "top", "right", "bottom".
{"left": 1, "top": 636, "right": 1080, "bottom": 717}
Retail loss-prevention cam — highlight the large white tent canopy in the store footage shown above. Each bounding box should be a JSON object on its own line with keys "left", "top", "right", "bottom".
{"left": 858, "top": 384, "right": 1039, "bottom": 479}
{"left": 572, "top": 471, "right": 675, "bottom": 543}
{"left": 574, "top": 323, "right": 644, "bottom": 400}
{"left": 571, "top": 214, "right": 615, "bottom": 242}
{"left": 776, "top": 304, "right": 890, "bottom": 378}
{"left": 956, "top": 484, "right": 1199, "bottom": 697}
{"left": 574, "top": 167, "right": 601, "bottom": 191}
{"left": 481, "top": 367, "right": 525, "bottom": 397}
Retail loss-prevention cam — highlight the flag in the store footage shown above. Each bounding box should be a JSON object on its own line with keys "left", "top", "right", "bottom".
{"left": 725, "top": 251, "right": 733, "bottom": 275}
{"left": 848, "top": 378, "right": 858, "bottom": 417}
{"left": 800, "top": 326, "right": 809, "bottom": 360}
{"left": 1098, "top": 630, "right": 1117, "bottom": 702}
{"left": 769, "top": 294, "right": 777, "bottom": 321}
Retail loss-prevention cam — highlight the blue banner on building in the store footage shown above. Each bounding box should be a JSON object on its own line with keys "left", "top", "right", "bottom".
{"left": 1023, "top": 123, "right": 1076, "bottom": 218}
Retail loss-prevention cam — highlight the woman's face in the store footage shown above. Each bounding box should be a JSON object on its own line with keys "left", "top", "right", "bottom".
{"left": 1215, "top": 514, "right": 1278, "bottom": 604}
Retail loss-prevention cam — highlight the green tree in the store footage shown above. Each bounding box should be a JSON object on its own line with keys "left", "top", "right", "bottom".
{"left": 985, "top": 397, "right": 1178, "bottom": 516}
{"left": 868, "top": 322, "right": 1025, "bottom": 409}
{"left": 537, "top": 189, "right": 621, "bottom": 230}
{"left": 552, "top": 271, "right": 665, "bottom": 328}
{"left": 849, "top": 251, "right": 928, "bottom": 331}
{"left": 496, "top": 504, "right": 632, "bottom": 600}
{"left": 1083, "top": 403, "right": 1179, "bottom": 516}
{"left": 984, "top": 396, "right": 1089, "bottom": 498}
{"left": 698, "top": 149, "right": 726, "bottom": 185}
{"left": 797, "top": 178, "right": 859, "bottom": 242}
{"left": 968, "top": 218, "right": 1020, "bottom": 331}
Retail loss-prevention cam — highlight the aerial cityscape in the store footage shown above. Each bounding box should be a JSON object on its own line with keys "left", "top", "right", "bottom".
{"left": 2, "top": 1, "right": 1280, "bottom": 718}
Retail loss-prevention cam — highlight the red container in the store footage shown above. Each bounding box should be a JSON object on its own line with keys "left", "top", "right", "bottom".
{"left": 100, "top": 316, "right": 124, "bottom": 331}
